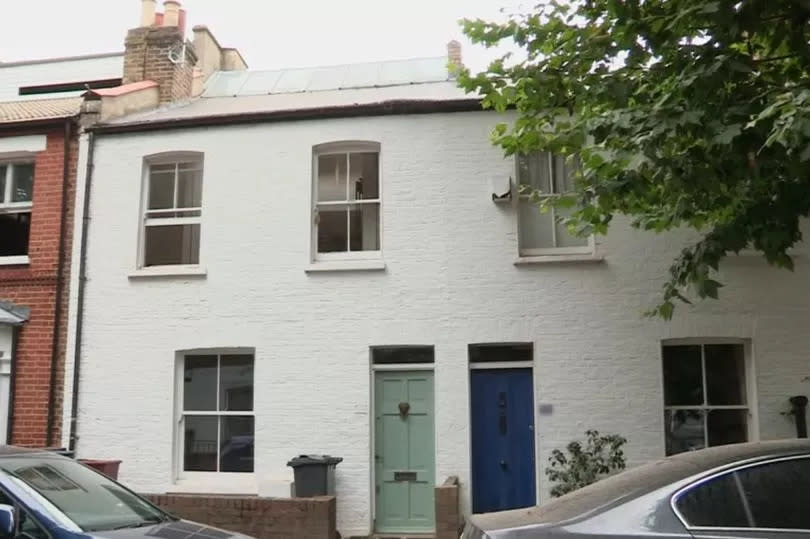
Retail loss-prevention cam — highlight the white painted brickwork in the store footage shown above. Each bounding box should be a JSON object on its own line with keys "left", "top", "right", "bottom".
{"left": 68, "top": 111, "right": 810, "bottom": 536}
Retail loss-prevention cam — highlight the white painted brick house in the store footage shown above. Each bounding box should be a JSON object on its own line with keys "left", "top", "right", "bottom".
{"left": 62, "top": 46, "right": 810, "bottom": 537}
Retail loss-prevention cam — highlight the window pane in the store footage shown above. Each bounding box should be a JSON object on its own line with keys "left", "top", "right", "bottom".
{"left": 518, "top": 201, "right": 554, "bottom": 250}
{"left": 737, "top": 458, "right": 810, "bottom": 529}
{"left": 220, "top": 416, "right": 254, "bottom": 472}
{"left": 706, "top": 344, "right": 746, "bottom": 405}
{"left": 663, "top": 345, "right": 703, "bottom": 405}
{"left": 665, "top": 409, "right": 705, "bottom": 456}
{"left": 349, "top": 152, "right": 379, "bottom": 201}
{"left": 554, "top": 207, "right": 589, "bottom": 247}
{"left": 177, "top": 168, "right": 203, "bottom": 209}
{"left": 0, "top": 212, "right": 31, "bottom": 257}
{"left": 553, "top": 155, "right": 578, "bottom": 193}
{"left": 0, "top": 165, "right": 6, "bottom": 203}
{"left": 676, "top": 472, "right": 749, "bottom": 527}
{"left": 184, "top": 416, "right": 218, "bottom": 471}
{"left": 144, "top": 224, "right": 200, "bottom": 266}
{"left": 707, "top": 409, "right": 747, "bottom": 447}
{"left": 317, "top": 207, "right": 348, "bottom": 253}
{"left": 517, "top": 152, "right": 551, "bottom": 192}
{"left": 183, "top": 355, "right": 217, "bottom": 411}
{"left": 372, "top": 347, "right": 435, "bottom": 364}
{"left": 219, "top": 355, "right": 253, "bottom": 411}
{"left": 349, "top": 204, "right": 380, "bottom": 251}
{"left": 11, "top": 164, "right": 34, "bottom": 203}
{"left": 317, "top": 154, "right": 348, "bottom": 202}
{"left": 148, "top": 169, "right": 175, "bottom": 210}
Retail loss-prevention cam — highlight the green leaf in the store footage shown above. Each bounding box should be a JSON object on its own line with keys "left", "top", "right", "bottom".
{"left": 459, "top": 0, "right": 810, "bottom": 318}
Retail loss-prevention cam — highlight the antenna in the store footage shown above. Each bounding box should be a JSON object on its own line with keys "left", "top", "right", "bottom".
{"left": 167, "top": 43, "right": 186, "bottom": 66}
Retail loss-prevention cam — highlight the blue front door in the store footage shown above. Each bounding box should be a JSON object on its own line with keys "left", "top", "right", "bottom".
{"left": 470, "top": 368, "right": 536, "bottom": 513}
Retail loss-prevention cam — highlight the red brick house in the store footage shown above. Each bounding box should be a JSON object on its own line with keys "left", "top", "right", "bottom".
{"left": 0, "top": 96, "right": 90, "bottom": 446}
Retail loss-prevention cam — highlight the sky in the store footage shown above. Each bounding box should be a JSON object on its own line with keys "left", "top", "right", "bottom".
{"left": 0, "top": 0, "right": 524, "bottom": 72}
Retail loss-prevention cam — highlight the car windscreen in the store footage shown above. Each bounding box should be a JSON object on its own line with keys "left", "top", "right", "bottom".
{"left": 0, "top": 457, "right": 168, "bottom": 532}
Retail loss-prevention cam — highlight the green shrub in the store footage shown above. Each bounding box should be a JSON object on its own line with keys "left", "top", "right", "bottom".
{"left": 545, "top": 430, "right": 627, "bottom": 498}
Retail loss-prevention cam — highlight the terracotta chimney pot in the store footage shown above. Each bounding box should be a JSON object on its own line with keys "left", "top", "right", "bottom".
{"left": 447, "top": 40, "right": 463, "bottom": 69}
{"left": 140, "top": 0, "right": 157, "bottom": 26}
{"left": 163, "top": 0, "right": 181, "bottom": 27}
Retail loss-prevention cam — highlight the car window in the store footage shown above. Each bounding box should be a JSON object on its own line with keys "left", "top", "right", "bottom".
{"left": 735, "top": 457, "right": 810, "bottom": 530}
{"left": 19, "top": 512, "right": 48, "bottom": 539}
{"left": 0, "top": 457, "right": 167, "bottom": 532}
{"left": 0, "top": 486, "right": 49, "bottom": 539}
{"left": 675, "top": 471, "right": 750, "bottom": 527}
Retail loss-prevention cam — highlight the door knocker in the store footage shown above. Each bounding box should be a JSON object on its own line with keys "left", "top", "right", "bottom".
{"left": 398, "top": 402, "right": 411, "bottom": 419}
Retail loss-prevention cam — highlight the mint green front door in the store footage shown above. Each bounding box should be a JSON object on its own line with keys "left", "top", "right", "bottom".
{"left": 374, "top": 371, "right": 435, "bottom": 533}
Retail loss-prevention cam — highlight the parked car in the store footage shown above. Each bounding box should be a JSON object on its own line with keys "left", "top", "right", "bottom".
{"left": 463, "top": 439, "right": 810, "bottom": 539}
{"left": 0, "top": 446, "right": 254, "bottom": 539}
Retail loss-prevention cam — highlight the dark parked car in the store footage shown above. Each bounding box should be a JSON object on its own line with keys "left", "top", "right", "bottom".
{"left": 464, "top": 439, "right": 810, "bottom": 539}
{"left": 0, "top": 446, "right": 254, "bottom": 539}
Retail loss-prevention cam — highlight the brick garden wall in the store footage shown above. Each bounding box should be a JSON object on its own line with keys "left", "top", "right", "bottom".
{"left": 144, "top": 494, "right": 336, "bottom": 539}
{"left": 435, "top": 477, "right": 462, "bottom": 539}
{"left": 0, "top": 128, "right": 76, "bottom": 446}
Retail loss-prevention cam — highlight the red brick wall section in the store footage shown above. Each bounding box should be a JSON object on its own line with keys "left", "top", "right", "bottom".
{"left": 143, "top": 494, "right": 336, "bottom": 539}
{"left": 435, "top": 476, "right": 462, "bottom": 539}
{"left": 0, "top": 128, "right": 77, "bottom": 446}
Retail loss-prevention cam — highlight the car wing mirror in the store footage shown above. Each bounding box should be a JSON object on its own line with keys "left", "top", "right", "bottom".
{"left": 0, "top": 504, "right": 15, "bottom": 539}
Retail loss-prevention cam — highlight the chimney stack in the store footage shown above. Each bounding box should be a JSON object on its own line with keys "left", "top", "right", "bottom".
{"left": 163, "top": 0, "right": 181, "bottom": 27}
{"left": 447, "top": 40, "right": 463, "bottom": 71}
{"left": 140, "top": 0, "right": 156, "bottom": 26}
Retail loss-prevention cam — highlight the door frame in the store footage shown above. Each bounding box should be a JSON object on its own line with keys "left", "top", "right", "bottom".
{"left": 468, "top": 358, "right": 539, "bottom": 514}
{"left": 370, "top": 362, "right": 436, "bottom": 532}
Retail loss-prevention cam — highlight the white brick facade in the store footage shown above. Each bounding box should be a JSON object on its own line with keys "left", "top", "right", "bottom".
{"left": 65, "top": 111, "right": 810, "bottom": 537}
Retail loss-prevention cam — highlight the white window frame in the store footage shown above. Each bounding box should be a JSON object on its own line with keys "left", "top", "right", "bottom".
{"left": 311, "top": 141, "right": 382, "bottom": 262}
{"left": 515, "top": 153, "right": 594, "bottom": 256}
{"left": 173, "top": 348, "right": 256, "bottom": 493}
{"left": 661, "top": 338, "right": 758, "bottom": 455}
{"left": 138, "top": 153, "right": 204, "bottom": 270}
{"left": 0, "top": 162, "right": 35, "bottom": 264}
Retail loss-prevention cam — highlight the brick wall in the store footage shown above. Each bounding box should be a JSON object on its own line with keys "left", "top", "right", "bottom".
{"left": 144, "top": 494, "right": 336, "bottom": 539}
{"left": 123, "top": 26, "right": 197, "bottom": 104}
{"left": 0, "top": 128, "right": 76, "bottom": 446}
{"left": 435, "top": 477, "right": 461, "bottom": 539}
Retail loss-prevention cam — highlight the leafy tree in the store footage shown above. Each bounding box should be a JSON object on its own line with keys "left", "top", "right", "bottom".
{"left": 545, "top": 430, "right": 627, "bottom": 497}
{"left": 457, "top": 0, "right": 810, "bottom": 318}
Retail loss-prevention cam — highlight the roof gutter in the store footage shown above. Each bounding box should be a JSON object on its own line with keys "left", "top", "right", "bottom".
{"left": 89, "top": 98, "right": 485, "bottom": 135}
{"left": 0, "top": 116, "right": 79, "bottom": 132}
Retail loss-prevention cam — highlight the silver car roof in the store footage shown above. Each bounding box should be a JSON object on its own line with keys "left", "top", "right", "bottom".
{"left": 471, "top": 439, "right": 810, "bottom": 531}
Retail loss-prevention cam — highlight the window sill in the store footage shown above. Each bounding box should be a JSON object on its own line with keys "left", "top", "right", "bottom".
{"left": 514, "top": 253, "right": 604, "bottom": 265}
{"left": 306, "top": 260, "right": 386, "bottom": 273}
{"left": 128, "top": 266, "right": 207, "bottom": 279}
{"left": 0, "top": 255, "right": 30, "bottom": 266}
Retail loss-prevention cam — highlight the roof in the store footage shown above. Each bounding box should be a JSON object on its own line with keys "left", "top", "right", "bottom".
{"left": 0, "top": 97, "right": 81, "bottom": 125}
{"left": 0, "top": 52, "right": 122, "bottom": 102}
{"left": 0, "top": 302, "right": 30, "bottom": 325}
{"left": 472, "top": 439, "right": 810, "bottom": 531}
{"left": 96, "top": 56, "right": 478, "bottom": 132}
{"left": 203, "top": 56, "right": 452, "bottom": 97}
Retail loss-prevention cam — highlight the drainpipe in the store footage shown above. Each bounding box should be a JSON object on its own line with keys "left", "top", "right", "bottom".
{"left": 46, "top": 119, "right": 73, "bottom": 447}
{"left": 790, "top": 396, "right": 808, "bottom": 439}
{"left": 68, "top": 131, "right": 95, "bottom": 453}
{"left": 6, "top": 325, "right": 20, "bottom": 444}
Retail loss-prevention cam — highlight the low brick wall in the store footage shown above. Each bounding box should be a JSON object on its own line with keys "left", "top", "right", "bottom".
{"left": 435, "top": 476, "right": 462, "bottom": 539}
{"left": 144, "top": 494, "right": 336, "bottom": 539}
